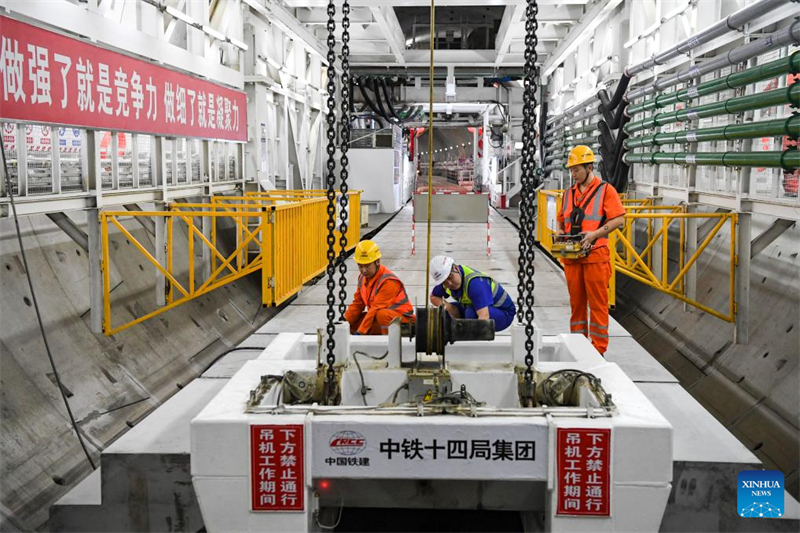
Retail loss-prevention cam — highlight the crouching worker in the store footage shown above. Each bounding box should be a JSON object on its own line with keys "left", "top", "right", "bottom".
{"left": 344, "top": 240, "right": 415, "bottom": 335}
{"left": 428, "top": 255, "right": 516, "bottom": 332}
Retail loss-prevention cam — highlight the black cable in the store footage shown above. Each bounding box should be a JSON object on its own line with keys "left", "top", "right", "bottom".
{"left": 201, "top": 346, "right": 267, "bottom": 375}
{"left": 351, "top": 352, "right": 370, "bottom": 406}
{"left": 0, "top": 126, "right": 96, "bottom": 470}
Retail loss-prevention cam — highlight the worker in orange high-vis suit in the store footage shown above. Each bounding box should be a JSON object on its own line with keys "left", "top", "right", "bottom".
{"left": 344, "top": 240, "right": 415, "bottom": 335}
{"left": 557, "top": 146, "right": 626, "bottom": 355}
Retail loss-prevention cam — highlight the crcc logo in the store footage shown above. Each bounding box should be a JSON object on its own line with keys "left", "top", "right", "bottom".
{"left": 329, "top": 431, "right": 366, "bottom": 456}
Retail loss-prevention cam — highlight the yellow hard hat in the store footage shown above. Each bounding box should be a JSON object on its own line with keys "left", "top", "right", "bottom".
{"left": 354, "top": 240, "right": 381, "bottom": 265}
{"left": 566, "top": 145, "right": 596, "bottom": 168}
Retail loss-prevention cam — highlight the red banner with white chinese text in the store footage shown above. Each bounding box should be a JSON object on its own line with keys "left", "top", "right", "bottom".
{"left": 251, "top": 425, "right": 304, "bottom": 511}
{"left": 0, "top": 16, "right": 246, "bottom": 141}
{"left": 556, "top": 427, "right": 611, "bottom": 517}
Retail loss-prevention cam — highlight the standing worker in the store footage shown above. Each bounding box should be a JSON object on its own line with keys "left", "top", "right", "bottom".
{"left": 344, "top": 240, "right": 415, "bottom": 335}
{"left": 557, "top": 145, "right": 626, "bottom": 355}
{"left": 428, "top": 256, "right": 516, "bottom": 331}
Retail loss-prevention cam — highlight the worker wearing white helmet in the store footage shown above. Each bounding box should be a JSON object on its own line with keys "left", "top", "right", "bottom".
{"left": 428, "top": 255, "right": 516, "bottom": 331}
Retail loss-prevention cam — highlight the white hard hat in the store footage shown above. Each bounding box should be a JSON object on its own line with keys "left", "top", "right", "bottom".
{"left": 430, "top": 255, "right": 454, "bottom": 285}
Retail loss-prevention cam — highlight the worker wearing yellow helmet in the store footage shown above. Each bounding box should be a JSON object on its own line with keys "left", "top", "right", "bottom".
{"left": 557, "top": 145, "right": 626, "bottom": 355}
{"left": 344, "top": 240, "right": 414, "bottom": 335}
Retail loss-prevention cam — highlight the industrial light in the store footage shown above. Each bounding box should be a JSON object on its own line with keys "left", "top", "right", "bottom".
{"left": 202, "top": 24, "right": 227, "bottom": 42}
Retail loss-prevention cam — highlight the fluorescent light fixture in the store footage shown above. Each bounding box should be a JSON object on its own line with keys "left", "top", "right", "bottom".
{"left": 202, "top": 24, "right": 227, "bottom": 42}
{"left": 165, "top": 5, "right": 194, "bottom": 26}
{"left": 229, "top": 36, "right": 249, "bottom": 51}
{"left": 514, "top": 141, "right": 524, "bottom": 150}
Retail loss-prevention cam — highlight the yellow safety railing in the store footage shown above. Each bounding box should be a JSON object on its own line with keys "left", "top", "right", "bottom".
{"left": 536, "top": 190, "right": 738, "bottom": 321}
{"left": 612, "top": 209, "right": 737, "bottom": 322}
{"left": 100, "top": 191, "right": 361, "bottom": 335}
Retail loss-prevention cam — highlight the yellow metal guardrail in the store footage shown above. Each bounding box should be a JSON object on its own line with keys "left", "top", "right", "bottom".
{"left": 101, "top": 191, "right": 361, "bottom": 335}
{"left": 536, "top": 190, "right": 737, "bottom": 321}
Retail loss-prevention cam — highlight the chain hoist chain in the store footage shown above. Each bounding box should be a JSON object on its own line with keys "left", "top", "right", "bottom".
{"left": 324, "top": 0, "right": 338, "bottom": 388}
{"left": 520, "top": 0, "right": 539, "bottom": 383}
{"left": 337, "top": 0, "right": 352, "bottom": 321}
{"left": 517, "top": 0, "right": 533, "bottom": 328}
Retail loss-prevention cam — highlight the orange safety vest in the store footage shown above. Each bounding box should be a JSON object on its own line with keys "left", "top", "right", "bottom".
{"left": 357, "top": 265, "right": 414, "bottom": 320}
{"left": 561, "top": 177, "right": 610, "bottom": 249}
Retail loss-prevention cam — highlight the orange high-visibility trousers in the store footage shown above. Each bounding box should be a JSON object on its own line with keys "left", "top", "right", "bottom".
{"left": 563, "top": 259, "right": 611, "bottom": 354}
{"left": 349, "top": 309, "right": 407, "bottom": 335}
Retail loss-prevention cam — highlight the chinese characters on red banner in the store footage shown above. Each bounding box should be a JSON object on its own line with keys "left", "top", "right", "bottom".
{"left": 251, "top": 425, "right": 304, "bottom": 511}
{"left": 556, "top": 428, "right": 611, "bottom": 517}
{"left": 0, "top": 16, "right": 246, "bottom": 141}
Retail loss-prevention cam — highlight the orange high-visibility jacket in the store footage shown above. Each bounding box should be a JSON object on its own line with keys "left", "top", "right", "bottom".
{"left": 344, "top": 265, "right": 414, "bottom": 334}
{"left": 559, "top": 177, "right": 626, "bottom": 257}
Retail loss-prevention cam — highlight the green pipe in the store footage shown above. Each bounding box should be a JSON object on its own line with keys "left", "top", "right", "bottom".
{"left": 628, "top": 53, "right": 800, "bottom": 115}
{"left": 624, "top": 150, "right": 799, "bottom": 169}
{"left": 625, "top": 116, "right": 800, "bottom": 148}
{"left": 626, "top": 84, "right": 800, "bottom": 134}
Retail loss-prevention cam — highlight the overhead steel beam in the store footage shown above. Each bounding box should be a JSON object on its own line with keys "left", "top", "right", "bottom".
{"left": 369, "top": 6, "right": 407, "bottom": 65}
{"left": 541, "top": 0, "right": 625, "bottom": 79}
{"left": 495, "top": 3, "right": 523, "bottom": 66}
{"left": 241, "top": 0, "right": 329, "bottom": 63}
{"left": 750, "top": 218, "right": 796, "bottom": 259}
{"left": 46, "top": 213, "right": 89, "bottom": 252}
{"left": 296, "top": 8, "right": 375, "bottom": 24}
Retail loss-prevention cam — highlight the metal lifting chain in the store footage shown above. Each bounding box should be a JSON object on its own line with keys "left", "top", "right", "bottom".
{"left": 324, "top": 0, "right": 338, "bottom": 391}
{"left": 337, "top": 0, "right": 352, "bottom": 321}
{"left": 519, "top": 0, "right": 539, "bottom": 384}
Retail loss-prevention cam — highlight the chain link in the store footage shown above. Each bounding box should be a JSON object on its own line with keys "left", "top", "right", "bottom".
{"left": 324, "top": 0, "right": 338, "bottom": 387}
{"left": 520, "top": 0, "right": 539, "bottom": 383}
{"left": 338, "top": 0, "right": 352, "bottom": 321}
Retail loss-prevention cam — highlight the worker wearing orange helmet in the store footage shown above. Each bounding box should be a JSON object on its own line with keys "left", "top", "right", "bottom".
{"left": 344, "top": 240, "right": 415, "bottom": 335}
{"left": 556, "top": 145, "right": 626, "bottom": 355}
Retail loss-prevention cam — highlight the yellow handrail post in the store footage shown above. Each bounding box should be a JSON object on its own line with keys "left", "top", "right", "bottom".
{"left": 626, "top": 216, "right": 633, "bottom": 269}
{"left": 167, "top": 213, "right": 174, "bottom": 304}
{"left": 679, "top": 217, "right": 685, "bottom": 294}
{"left": 188, "top": 217, "right": 195, "bottom": 294}
{"left": 661, "top": 217, "right": 669, "bottom": 285}
{"left": 608, "top": 230, "right": 617, "bottom": 309}
{"left": 211, "top": 199, "right": 217, "bottom": 274}
{"left": 237, "top": 199, "right": 243, "bottom": 271}
{"left": 101, "top": 213, "right": 111, "bottom": 335}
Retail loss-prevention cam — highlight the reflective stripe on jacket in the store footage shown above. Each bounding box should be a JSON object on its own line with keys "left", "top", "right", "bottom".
{"left": 561, "top": 178, "right": 610, "bottom": 248}
{"left": 357, "top": 264, "right": 414, "bottom": 318}
{"left": 445, "top": 265, "right": 509, "bottom": 309}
